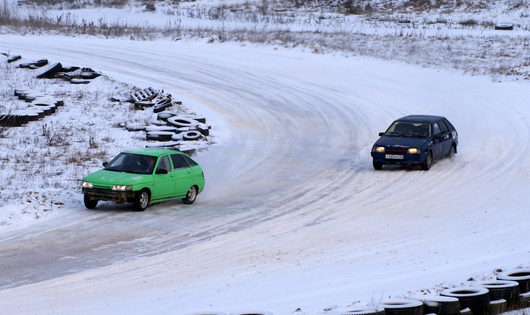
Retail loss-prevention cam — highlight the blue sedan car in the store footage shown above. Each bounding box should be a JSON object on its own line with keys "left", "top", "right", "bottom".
{"left": 371, "top": 115, "right": 458, "bottom": 170}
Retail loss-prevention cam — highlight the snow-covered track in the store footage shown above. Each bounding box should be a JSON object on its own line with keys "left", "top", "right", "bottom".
{"left": 1, "top": 35, "right": 530, "bottom": 314}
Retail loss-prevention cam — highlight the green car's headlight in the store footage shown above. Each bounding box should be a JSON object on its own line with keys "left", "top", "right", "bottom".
{"left": 82, "top": 181, "right": 93, "bottom": 188}
{"left": 112, "top": 185, "right": 133, "bottom": 191}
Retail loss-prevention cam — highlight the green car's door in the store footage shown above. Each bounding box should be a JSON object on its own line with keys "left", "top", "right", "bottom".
{"left": 152, "top": 155, "right": 176, "bottom": 199}
{"left": 170, "top": 154, "right": 195, "bottom": 196}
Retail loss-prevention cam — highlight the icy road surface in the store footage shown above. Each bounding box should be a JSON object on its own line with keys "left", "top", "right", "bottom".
{"left": 1, "top": 35, "right": 530, "bottom": 314}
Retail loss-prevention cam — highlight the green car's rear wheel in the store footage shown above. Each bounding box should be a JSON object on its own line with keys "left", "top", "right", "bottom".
{"left": 134, "top": 189, "right": 150, "bottom": 211}
{"left": 182, "top": 186, "right": 197, "bottom": 204}
{"left": 83, "top": 194, "right": 98, "bottom": 209}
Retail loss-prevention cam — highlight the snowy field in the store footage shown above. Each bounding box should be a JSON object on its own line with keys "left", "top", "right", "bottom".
{"left": 1, "top": 35, "right": 530, "bottom": 314}
{"left": 0, "top": 52, "right": 210, "bottom": 229}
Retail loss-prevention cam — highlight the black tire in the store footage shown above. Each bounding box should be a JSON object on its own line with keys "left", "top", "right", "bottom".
{"left": 182, "top": 186, "right": 198, "bottom": 204}
{"left": 37, "top": 62, "right": 62, "bottom": 79}
{"left": 134, "top": 190, "right": 150, "bottom": 211}
{"left": 7, "top": 55, "right": 21, "bottom": 63}
{"left": 84, "top": 194, "right": 98, "bottom": 209}
{"left": 488, "top": 299, "right": 507, "bottom": 315}
{"left": 125, "top": 124, "right": 146, "bottom": 132}
{"left": 495, "top": 24, "right": 513, "bottom": 30}
{"left": 421, "top": 152, "right": 433, "bottom": 170}
{"left": 167, "top": 116, "right": 199, "bottom": 128}
{"left": 447, "top": 144, "right": 456, "bottom": 159}
{"left": 18, "top": 62, "right": 33, "bottom": 69}
{"left": 70, "top": 78, "right": 90, "bottom": 84}
{"left": 334, "top": 306, "right": 385, "bottom": 315}
{"left": 497, "top": 269, "right": 530, "bottom": 293}
{"left": 183, "top": 131, "right": 202, "bottom": 141}
{"left": 197, "top": 123, "right": 211, "bottom": 136}
{"left": 60, "top": 65, "right": 80, "bottom": 73}
{"left": 146, "top": 132, "right": 174, "bottom": 142}
{"left": 480, "top": 280, "right": 520, "bottom": 307}
{"left": 441, "top": 287, "right": 490, "bottom": 315}
{"left": 409, "top": 295, "right": 460, "bottom": 315}
{"left": 373, "top": 160, "right": 383, "bottom": 170}
{"left": 80, "top": 71, "right": 100, "bottom": 79}
{"left": 33, "top": 59, "right": 48, "bottom": 67}
{"left": 380, "top": 299, "right": 423, "bottom": 315}
{"left": 157, "top": 112, "right": 176, "bottom": 121}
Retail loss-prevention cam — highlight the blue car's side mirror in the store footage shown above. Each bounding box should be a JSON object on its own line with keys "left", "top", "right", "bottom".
{"left": 379, "top": 132, "right": 385, "bottom": 137}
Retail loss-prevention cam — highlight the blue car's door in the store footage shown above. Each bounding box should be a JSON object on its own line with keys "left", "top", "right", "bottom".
{"left": 432, "top": 122, "right": 446, "bottom": 159}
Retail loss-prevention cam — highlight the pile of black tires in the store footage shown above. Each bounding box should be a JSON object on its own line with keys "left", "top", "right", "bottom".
{"left": 2, "top": 53, "right": 101, "bottom": 84}
{"left": 37, "top": 62, "right": 101, "bottom": 84}
{"left": 326, "top": 268, "right": 530, "bottom": 315}
{"left": 0, "top": 89, "right": 64, "bottom": 127}
{"left": 124, "top": 87, "right": 211, "bottom": 151}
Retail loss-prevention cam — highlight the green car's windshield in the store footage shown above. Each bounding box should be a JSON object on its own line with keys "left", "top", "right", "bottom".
{"left": 385, "top": 121, "right": 431, "bottom": 138}
{"left": 105, "top": 153, "right": 157, "bottom": 175}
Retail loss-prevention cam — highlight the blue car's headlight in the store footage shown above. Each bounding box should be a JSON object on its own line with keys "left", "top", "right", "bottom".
{"left": 407, "top": 148, "right": 420, "bottom": 154}
{"left": 374, "top": 146, "right": 385, "bottom": 153}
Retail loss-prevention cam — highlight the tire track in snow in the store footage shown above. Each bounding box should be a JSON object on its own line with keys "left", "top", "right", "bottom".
{"left": 0, "top": 36, "right": 529, "bottom": 299}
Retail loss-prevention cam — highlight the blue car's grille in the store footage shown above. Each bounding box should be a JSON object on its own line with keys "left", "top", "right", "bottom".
{"left": 386, "top": 148, "right": 406, "bottom": 154}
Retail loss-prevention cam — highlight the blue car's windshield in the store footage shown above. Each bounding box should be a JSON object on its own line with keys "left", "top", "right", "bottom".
{"left": 105, "top": 153, "right": 157, "bottom": 174}
{"left": 385, "top": 121, "right": 431, "bottom": 138}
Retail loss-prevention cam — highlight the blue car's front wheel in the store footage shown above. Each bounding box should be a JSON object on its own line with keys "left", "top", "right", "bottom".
{"left": 421, "top": 152, "right": 433, "bottom": 170}
{"left": 373, "top": 160, "right": 383, "bottom": 170}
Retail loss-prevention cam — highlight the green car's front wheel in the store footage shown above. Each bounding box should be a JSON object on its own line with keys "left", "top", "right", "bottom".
{"left": 182, "top": 186, "right": 197, "bottom": 204}
{"left": 134, "top": 189, "right": 150, "bottom": 211}
{"left": 83, "top": 194, "right": 98, "bottom": 209}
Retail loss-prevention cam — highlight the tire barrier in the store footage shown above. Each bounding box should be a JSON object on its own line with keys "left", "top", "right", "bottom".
{"left": 380, "top": 299, "right": 423, "bottom": 315}
{"left": 407, "top": 295, "right": 460, "bottom": 315}
{"left": 497, "top": 269, "right": 530, "bottom": 293}
{"left": 121, "top": 86, "right": 210, "bottom": 152}
{"left": 480, "top": 280, "right": 520, "bottom": 308}
{"left": 0, "top": 89, "right": 64, "bottom": 127}
{"left": 441, "top": 287, "right": 490, "bottom": 315}
{"left": 19, "top": 59, "right": 48, "bottom": 69}
{"left": 28, "top": 61, "right": 102, "bottom": 84}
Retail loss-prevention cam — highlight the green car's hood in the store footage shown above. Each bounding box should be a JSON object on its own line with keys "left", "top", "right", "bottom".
{"left": 84, "top": 169, "right": 152, "bottom": 188}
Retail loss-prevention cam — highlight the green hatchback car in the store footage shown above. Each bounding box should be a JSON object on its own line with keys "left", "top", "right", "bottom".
{"left": 81, "top": 148, "right": 205, "bottom": 211}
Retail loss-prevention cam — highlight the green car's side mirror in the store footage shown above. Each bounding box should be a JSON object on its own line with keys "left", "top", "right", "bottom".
{"left": 102, "top": 162, "right": 108, "bottom": 167}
